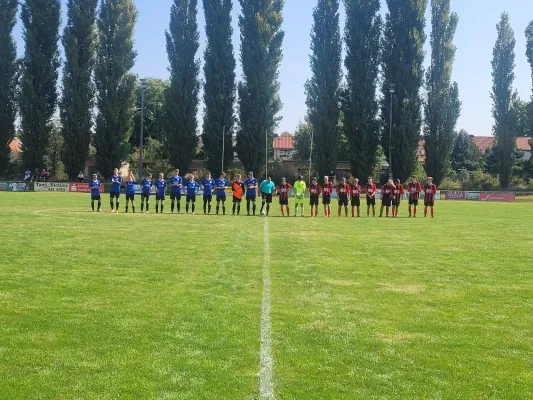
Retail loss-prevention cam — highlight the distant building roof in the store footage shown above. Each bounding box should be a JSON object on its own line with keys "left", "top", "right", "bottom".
{"left": 9, "top": 138, "right": 22, "bottom": 153}
{"left": 516, "top": 137, "right": 532, "bottom": 151}
{"left": 471, "top": 136, "right": 532, "bottom": 153}
{"left": 273, "top": 135, "right": 294, "bottom": 150}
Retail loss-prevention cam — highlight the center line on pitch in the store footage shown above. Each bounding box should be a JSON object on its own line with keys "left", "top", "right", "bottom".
{"left": 259, "top": 218, "right": 274, "bottom": 399}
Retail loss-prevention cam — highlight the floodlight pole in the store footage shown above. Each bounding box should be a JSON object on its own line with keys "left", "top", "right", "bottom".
{"left": 309, "top": 128, "right": 314, "bottom": 184}
{"left": 388, "top": 84, "right": 395, "bottom": 181}
{"left": 139, "top": 79, "right": 147, "bottom": 179}
{"left": 265, "top": 130, "right": 268, "bottom": 179}
{"left": 221, "top": 125, "right": 226, "bottom": 174}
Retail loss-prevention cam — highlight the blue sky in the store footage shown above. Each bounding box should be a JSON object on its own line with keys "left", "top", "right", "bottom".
{"left": 13, "top": 0, "right": 533, "bottom": 138}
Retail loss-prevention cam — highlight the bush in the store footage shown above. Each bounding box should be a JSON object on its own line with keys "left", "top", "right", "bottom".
{"left": 468, "top": 170, "right": 500, "bottom": 191}
{"left": 439, "top": 178, "right": 461, "bottom": 190}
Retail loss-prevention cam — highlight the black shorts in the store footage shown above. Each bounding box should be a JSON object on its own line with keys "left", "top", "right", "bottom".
{"left": 322, "top": 195, "right": 331, "bottom": 205}
{"left": 262, "top": 193, "right": 273, "bottom": 203}
{"left": 170, "top": 192, "right": 181, "bottom": 201}
{"left": 126, "top": 193, "right": 134, "bottom": 201}
{"left": 392, "top": 198, "right": 401, "bottom": 207}
{"left": 246, "top": 195, "right": 256, "bottom": 202}
{"left": 409, "top": 198, "right": 419, "bottom": 206}
{"left": 203, "top": 194, "right": 212, "bottom": 202}
{"left": 310, "top": 194, "right": 319, "bottom": 206}
{"left": 216, "top": 194, "right": 226, "bottom": 202}
{"left": 338, "top": 196, "right": 348, "bottom": 207}
{"left": 156, "top": 194, "right": 165, "bottom": 201}
{"left": 351, "top": 197, "right": 360, "bottom": 207}
{"left": 142, "top": 192, "right": 150, "bottom": 201}
{"left": 424, "top": 200, "right": 434, "bottom": 207}
{"left": 187, "top": 195, "right": 196, "bottom": 203}
{"left": 233, "top": 196, "right": 242, "bottom": 203}
{"left": 382, "top": 195, "right": 392, "bottom": 207}
{"left": 91, "top": 195, "right": 101, "bottom": 201}
{"left": 366, "top": 197, "right": 376, "bottom": 206}
{"left": 110, "top": 192, "right": 120, "bottom": 199}
{"left": 279, "top": 196, "right": 289, "bottom": 205}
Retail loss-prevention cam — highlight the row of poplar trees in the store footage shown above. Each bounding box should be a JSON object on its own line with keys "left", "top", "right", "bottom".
{"left": 308, "top": 0, "right": 533, "bottom": 187}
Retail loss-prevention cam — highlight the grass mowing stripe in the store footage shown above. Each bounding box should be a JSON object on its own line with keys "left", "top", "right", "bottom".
{"left": 259, "top": 217, "right": 274, "bottom": 400}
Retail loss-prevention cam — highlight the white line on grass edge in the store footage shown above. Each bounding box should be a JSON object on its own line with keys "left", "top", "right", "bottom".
{"left": 259, "top": 218, "right": 274, "bottom": 400}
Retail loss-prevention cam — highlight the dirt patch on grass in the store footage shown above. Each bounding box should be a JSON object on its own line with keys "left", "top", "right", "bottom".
{"left": 376, "top": 282, "right": 425, "bottom": 295}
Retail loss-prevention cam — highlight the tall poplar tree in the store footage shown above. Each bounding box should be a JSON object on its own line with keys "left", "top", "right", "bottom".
{"left": 60, "top": 0, "right": 98, "bottom": 179}
{"left": 491, "top": 12, "right": 516, "bottom": 188}
{"left": 236, "top": 0, "right": 284, "bottom": 175}
{"left": 0, "top": 0, "right": 18, "bottom": 175}
{"left": 164, "top": 0, "right": 200, "bottom": 171}
{"left": 526, "top": 21, "right": 533, "bottom": 137}
{"left": 342, "top": 0, "right": 382, "bottom": 180}
{"left": 18, "top": 0, "right": 61, "bottom": 171}
{"left": 202, "top": 0, "right": 236, "bottom": 174}
{"left": 381, "top": 0, "right": 427, "bottom": 182}
{"left": 94, "top": 0, "right": 137, "bottom": 178}
{"left": 424, "top": 0, "right": 461, "bottom": 185}
{"left": 305, "top": 0, "right": 342, "bottom": 179}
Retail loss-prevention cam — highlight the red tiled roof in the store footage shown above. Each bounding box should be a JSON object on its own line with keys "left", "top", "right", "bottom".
{"left": 9, "top": 138, "right": 22, "bottom": 153}
{"left": 273, "top": 135, "right": 294, "bottom": 150}
{"left": 471, "top": 136, "right": 532, "bottom": 153}
{"left": 516, "top": 137, "right": 531, "bottom": 151}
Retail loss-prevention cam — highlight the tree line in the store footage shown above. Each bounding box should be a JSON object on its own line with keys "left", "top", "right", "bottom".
{"left": 0, "top": 0, "right": 532, "bottom": 187}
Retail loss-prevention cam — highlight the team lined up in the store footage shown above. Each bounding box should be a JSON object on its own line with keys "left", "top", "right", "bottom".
{"left": 88, "top": 169, "right": 438, "bottom": 218}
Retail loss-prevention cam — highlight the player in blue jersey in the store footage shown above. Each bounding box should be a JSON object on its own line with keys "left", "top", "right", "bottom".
{"left": 140, "top": 173, "right": 153, "bottom": 213}
{"left": 185, "top": 173, "right": 199, "bottom": 214}
{"left": 201, "top": 172, "right": 215, "bottom": 214}
{"left": 125, "top": 171, "right": 136, "bottom": 213}
{"left": 169, "top": 168, "right": 183, "bottom": 214}
{"left": 89, "top": 174, "right": 102, "bottom": 212}
{"left": 215, "top": 172, "right": 228, "bottom": 215}
{"left": 245, "top": 171, "right": 259, "bottom": 216}
{"left": 109, "top": 168, "right": 122, "bottom": 213}
{"left": 155, "top": 173, "right": 167, "bottom": 213}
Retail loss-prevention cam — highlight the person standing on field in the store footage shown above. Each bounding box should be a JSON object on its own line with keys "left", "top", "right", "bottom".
{"left": 293, "top": 175, "right": 306, "bottom": 217}
{"left": 125, "top": 171, "right": 136, "bottom": 213}
{"left": 90, "top": 174, "right": 102, "bottom": 212}
{"left": 276, "top": 177, "right": 292, "bottom": 216}
{"left": 140, "top": 173, "right": 153, "bottom": 213}
{"left": 232, "top": 174, "right": 245, "bottom": 215}
{"left": 109, "top": 168, "right": 122, "bottom": 213}
{"left": 169, "top": 169, "right": 183, "bottom": 214}
{"left": 424, "top": 177, "right": 437, "bottom": 218}
{"left": 392, "top": 179, "right": 404, "bottom": 217}
{"left": 245, "top": 172, "right": 259, "bottom": 216}
{"left": 308, "top": 177, "right": 321, "bottom": 217}
{"left": 365, "top": 177, "right": 377, "bottom": 217}
{"left": 215, "top": 172, "right": 229, "bottom": 215}
{"left": 350, "top": 178, "right": 361, "bottom": 218}
{"left": 259, "top": 176, "right": 275, "bottom": 216}
{"left": 379, "top": 179, "right": 394, "bottom": 217}
{"left": 185, "top": 174, "right": 200, "bottom": 214}
{"left": 155, "top": 173, "right": 167, "bottom": 214}
{"left": 201, "top": 172, "right": 215, "bottom": 215}
{"left": 408, "top": 177, "right": 422, "bottom": 217}
{"left": 337, "top": 177, "right": 350, "bottom": 217}
{"left": 322, "top": 176, "right": 333, "bottom": 217}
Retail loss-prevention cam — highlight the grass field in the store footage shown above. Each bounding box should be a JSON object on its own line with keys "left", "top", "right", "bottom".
{"left": 1, "top": 192, "right": 532, "bottom": 399}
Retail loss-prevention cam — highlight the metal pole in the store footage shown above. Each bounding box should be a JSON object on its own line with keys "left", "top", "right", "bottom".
{"left": 221, "top": 125, "right": 226, "bottom": 174}
{"left": 309, "top": 129, "right": 314, "bottom": 184}
{"left": 388, "top": 85, "right": 395, "bottom": 181}
{"left": 265, "top": 130, "right": 268, "bottom": 179}
{"left": 139, "top": 80, "right": 146, "bottom": 179}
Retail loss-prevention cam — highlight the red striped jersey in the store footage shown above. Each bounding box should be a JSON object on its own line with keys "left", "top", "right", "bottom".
{"left": 322, "top": 182, "right": 333, "bottom": 196}
{"left": 309, "top": 183, "right": 321, "bottom": 195}
{"left": 393, "top": 184, "right": 404, "bottom": 201}
{"left": 350, "top": 184, "right": 361, "bottom": 198}
{"left": 381, "top": 185, "right": 393, "bottom": 196}
{"left": 424, "top": 183, "right": 437, "bottom": 202}
{"left": 365, "top": 183, "right": 377, "bottom": 198}
{"left": 277, "top": 183, "right": 292, "bottom": 199}
{"left": 337, "top": 183, "right": 349, "bottom": 197}
{"left": 408, "top": 182, "right": 422, "bottom": 200}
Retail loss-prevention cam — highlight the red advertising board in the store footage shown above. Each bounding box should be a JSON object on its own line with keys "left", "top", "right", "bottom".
{"left": 445, "top": 191, "right": 465, "bottom": 200}
{"left": 480, "top": 192, "right": 515, "bottom": 202}
{"left": 69, "top": 183, "right": 105, "bottom": 193}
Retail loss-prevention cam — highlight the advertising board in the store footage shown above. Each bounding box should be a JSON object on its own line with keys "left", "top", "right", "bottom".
{"left": 69, "top": 183, "right": 105, "bottom": 193}
{"left": 445, "top": 191, "right": 465, "bottom": 200}
{"left": 34, "top": 182, "right": 69, "bottom": 192}
{"left": 480, "top": 192, "right": 515, "bottom": 202}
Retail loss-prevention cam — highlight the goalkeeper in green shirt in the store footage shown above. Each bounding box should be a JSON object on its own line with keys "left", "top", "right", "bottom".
{"left": 293, "top": 175, "right": 306, "bottom": 217}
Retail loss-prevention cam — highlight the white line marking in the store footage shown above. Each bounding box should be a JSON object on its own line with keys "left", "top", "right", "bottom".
{"left": 259, "top": 218, "right": 274, "bottom": 400}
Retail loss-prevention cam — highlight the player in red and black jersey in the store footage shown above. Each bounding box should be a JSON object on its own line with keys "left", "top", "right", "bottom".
{"left": 322, "top": 176, "right": 334, "bottom": 217}
{"left": 350, "top": 178, "right": 361, "bottom": 217}
{"left": 424, "top": 177, "right": 437, "bottom": 218}
{"left": 365, "top": 177, "right": 377, "bottom": 217}
{"left": 407, "top": 177, "right": 422, "bottom": 217}
{"left": 337, "top": 177, "right": 350, "bottom": 217}
{"left": 392, "top": 179, "right": 404, "bottom": 217}
{"left": 379, "top": 179, "right": 394, "bottom": 217}
{"left": 308, "top": 177, "right": 321, "bottom": 217}
{"left": 276, "top": 177, "right": 292, "bottom": 216}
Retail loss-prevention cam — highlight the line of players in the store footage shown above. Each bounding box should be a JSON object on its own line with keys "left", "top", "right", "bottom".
{"left": 88, "top": 169, "right": 437, "bottom": 218}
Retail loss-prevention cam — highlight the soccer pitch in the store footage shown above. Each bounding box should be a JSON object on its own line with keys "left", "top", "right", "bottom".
{"left": 1, "top": 193, "right": 532, "bottom": 399}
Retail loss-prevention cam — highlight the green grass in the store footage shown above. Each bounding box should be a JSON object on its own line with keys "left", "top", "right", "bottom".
{"left": 1, "top": 193, "right": 532, "bottom": 399}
